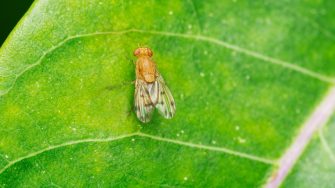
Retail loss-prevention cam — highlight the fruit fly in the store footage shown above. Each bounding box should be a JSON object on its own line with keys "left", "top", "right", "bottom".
{"left": 133, "top": 47, "right": 176, "bottom": 123}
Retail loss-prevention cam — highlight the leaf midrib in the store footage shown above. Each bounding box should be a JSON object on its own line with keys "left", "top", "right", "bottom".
{"left": 264, "top": 85, "right": 335, "bottom": 187}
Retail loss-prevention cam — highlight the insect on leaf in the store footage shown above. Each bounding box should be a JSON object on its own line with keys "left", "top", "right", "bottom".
{"left": 0, "top": 0, "right": 334, "bottom": 187}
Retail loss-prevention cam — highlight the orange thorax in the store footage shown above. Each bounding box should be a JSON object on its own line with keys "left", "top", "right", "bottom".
{"left": 136, "top": 56, "right": 157, "bottom": 83}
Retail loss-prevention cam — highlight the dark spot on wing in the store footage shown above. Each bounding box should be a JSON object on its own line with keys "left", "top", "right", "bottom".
{"left": 145, "top": 103, "right": 152, "bottom": 107}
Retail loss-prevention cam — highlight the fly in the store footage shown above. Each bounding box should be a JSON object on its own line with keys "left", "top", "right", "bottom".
{"left": 133, "top": 47, "right": 176, "bottom": 123}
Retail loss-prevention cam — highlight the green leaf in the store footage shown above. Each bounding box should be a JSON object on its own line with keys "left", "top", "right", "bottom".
{"left": 0, "top": 0, "right": 334, "bottom": 187}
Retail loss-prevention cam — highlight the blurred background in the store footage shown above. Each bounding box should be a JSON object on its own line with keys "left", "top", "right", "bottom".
{"left": 0, "top": 0, "right": 34, "bottom": 46}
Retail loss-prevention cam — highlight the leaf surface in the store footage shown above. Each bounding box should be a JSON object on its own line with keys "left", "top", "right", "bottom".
{"left": 0, "top": 0, "right": 334, "bottom": 187}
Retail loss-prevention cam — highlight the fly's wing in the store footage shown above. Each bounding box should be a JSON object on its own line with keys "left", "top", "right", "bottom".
{"left": 134, "top": 79, "right": 154, "bottom": 123}
{"left": 155, "top": 74, "right": 176, "bottom": 119}
{"left": 147, "top": 80, "right": 159, "bottom": 105}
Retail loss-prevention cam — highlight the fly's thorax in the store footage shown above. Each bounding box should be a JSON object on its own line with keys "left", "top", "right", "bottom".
{"left": 136, "top": 57, "right": 157, "bottom": 83}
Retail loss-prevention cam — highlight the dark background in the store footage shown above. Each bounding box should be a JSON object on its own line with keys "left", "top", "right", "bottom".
{"left": 0, "top": 0, "right": 34, "bottom": 46}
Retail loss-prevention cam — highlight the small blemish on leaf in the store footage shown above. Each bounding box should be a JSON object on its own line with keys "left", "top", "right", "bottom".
{"left": 180, "top": 93, "right": 184, "bottom": 100}
{"left": 296, "top": 109, "right": 301, "bottom": 114}
{"left": 203, "top": 50, "right": 208, "bottom": 55}
{"left": 236, "top": 137, "right": 246, "bottom": 144}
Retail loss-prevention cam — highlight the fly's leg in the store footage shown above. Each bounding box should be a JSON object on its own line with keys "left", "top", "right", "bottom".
{"left": 105, "top": 80, "right": 134, "bottom": 91}
{"left": 124, "top": 55, "right": 135, "bottom": 66}
{"left": 104, "top": 54, "right": 136, "bottom": 90}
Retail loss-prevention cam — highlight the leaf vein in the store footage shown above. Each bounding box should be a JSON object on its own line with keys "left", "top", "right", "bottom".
{"left": 1, "top": 28, "right": 334, "bottom": 97}
{"left": 0, "top": 132, "right": 276, "bottom": 176}
{"left": 319, "top": 129, "right": 335, "bottom": 163}
{"left": 137, "top": 132, "right": 276, "bottom": 165}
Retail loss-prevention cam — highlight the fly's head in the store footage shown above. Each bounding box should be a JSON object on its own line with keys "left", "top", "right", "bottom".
{"left": 134, "top": 47, "right": 153, "bottom": 57}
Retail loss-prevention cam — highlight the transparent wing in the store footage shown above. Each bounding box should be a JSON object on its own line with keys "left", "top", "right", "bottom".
{"left": 147, "top": 80, "right": 159, "bottom": 105}
{"left": 155, "top": 74, "right": 176, "bottom": 119}
{"left": 134, "top": 79, "right": 154, "bottom": 123}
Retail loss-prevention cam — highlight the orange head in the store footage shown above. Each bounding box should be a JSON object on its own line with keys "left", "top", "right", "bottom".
{"left": 134, "top": 47, "right": 153, "bottom": 57}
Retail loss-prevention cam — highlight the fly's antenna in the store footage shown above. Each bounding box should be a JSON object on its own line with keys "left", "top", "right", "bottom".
{"left": 137, "top": 43, "right": 149, "bottom": 48}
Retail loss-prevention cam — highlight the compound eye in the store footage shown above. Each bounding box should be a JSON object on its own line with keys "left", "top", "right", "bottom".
{"left": 134, "top": 49, "right": 140, "bottom": 56}
{"left": 147, "top": 49, "right": 153, "bottom": 57}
